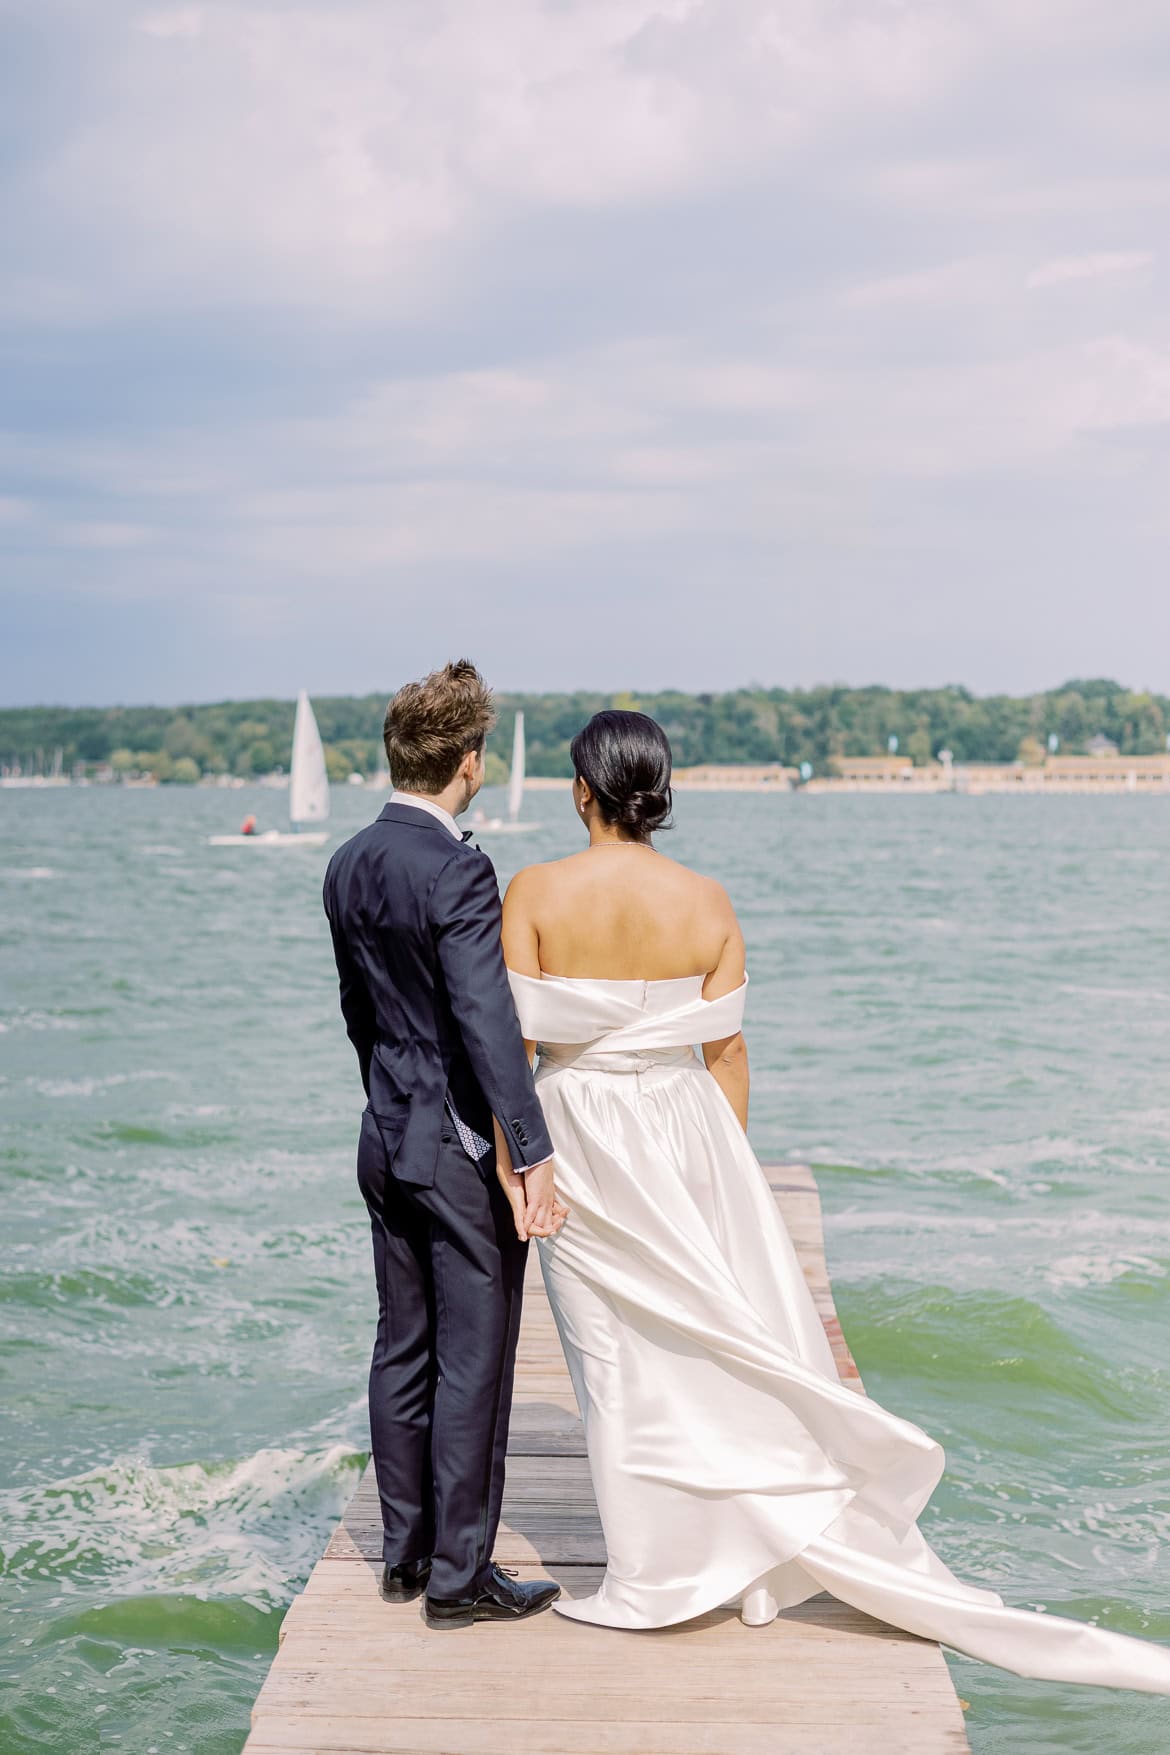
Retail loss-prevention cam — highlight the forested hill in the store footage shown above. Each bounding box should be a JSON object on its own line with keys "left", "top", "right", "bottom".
{"left": 1, "top": 680, "right": 1166, "bottom": 783}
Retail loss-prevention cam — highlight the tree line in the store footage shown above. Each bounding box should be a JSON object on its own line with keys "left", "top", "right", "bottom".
{"left": 1, "top": 679, "right": 1165, "bottom": 783}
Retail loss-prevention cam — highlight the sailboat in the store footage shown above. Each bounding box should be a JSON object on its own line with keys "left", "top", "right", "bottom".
{"left": 471, "top": 711, "right": 539, "bottom": 835}
{"left": 209, "top": 691, "right": 331, "bottom": 846}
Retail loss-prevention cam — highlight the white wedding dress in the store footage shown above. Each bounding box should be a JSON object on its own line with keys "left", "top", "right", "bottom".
{"left": 508, "top": 968, "right": 1170, "bottom": 1692}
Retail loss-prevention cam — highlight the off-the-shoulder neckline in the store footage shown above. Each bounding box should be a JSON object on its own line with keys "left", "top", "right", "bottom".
{"left": 507, "top": 969, "right": 749, "bottom": 991}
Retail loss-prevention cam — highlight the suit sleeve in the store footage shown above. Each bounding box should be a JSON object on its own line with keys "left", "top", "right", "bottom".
{"left": 323, "top": 865, "right": 377, "bottom": 1098}
{"left": 429, "top": 851, "right": 554, "bottom": 1170}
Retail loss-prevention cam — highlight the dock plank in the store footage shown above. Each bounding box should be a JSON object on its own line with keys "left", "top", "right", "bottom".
{"left": 245, "top": 1166, "right": 970, "bottom": 1754}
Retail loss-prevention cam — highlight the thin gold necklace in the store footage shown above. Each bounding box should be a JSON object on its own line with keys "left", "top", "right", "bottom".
{"left": 587, "top": 841, "right": 652, "bottom": 850}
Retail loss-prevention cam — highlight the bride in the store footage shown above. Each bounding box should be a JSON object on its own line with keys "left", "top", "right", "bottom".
{"left": 499, "top": 708, "right": 1170, "bottom": 1692}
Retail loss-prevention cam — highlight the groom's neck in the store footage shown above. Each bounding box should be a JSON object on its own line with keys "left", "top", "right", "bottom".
{"left": 399, "top": 781, "right": 467, "bottom": 818}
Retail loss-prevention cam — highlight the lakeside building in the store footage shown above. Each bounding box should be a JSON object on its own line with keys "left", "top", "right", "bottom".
{"left": 673, "top": 763, "right": 798, "bottom": 791}
{"left": 958, "top": 753, "right": 1170, "bottom": 794}
{"left": 808, "top": 752, "right": 1170, "bottom": 794}
{"left": 527, "top": 765, "right": 799, "bottom": 793}
{"left": 528, "top": 754, "right": 1170, "bottom": 795}
{"left": 807, "top": 756, "right": 950, "bottom": 792}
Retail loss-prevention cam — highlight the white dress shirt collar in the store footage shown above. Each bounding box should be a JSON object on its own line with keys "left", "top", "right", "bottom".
{"left": 389, "top": 789, "right": 463, "bottom": 841}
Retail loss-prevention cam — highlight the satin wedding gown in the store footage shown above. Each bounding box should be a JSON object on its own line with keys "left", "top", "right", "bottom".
{"left": 508, "top": 968, "right": 1170, "bottom": 1693}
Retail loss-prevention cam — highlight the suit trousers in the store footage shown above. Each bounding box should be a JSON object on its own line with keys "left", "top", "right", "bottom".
{"left": 356, "top": 1108, "right": 528, "bottom": 1598}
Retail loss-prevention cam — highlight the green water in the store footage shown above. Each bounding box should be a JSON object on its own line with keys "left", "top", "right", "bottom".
{"left": 2, "top": 785, "right": 1168, "bottom": 1752}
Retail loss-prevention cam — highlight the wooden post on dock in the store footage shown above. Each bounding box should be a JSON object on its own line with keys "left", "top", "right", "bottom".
{"left": 245, "top": 1166, "right": 971, "bottom": 1754}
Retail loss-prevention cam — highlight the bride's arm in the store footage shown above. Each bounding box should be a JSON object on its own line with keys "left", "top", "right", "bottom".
{"left": 501, "top": 868, "right": 542, "bottom": 1067}
{"left": 501, "top": 868, "right": 569, "bottom": 1235}
{"left": 701, "top": 894, "right": 749, "bottom": 1130}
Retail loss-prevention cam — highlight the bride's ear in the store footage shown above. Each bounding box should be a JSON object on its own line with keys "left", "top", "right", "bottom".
{"left": 573, "top": 776, "right": 592, "bottom": 816}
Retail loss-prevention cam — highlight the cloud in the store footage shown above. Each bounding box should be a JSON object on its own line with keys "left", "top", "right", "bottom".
{"left": 139, "top": 7, "right": 204, "bottom": 39}
{"left": 1027, "top": 252, "right": 1155, "bottom": 289}
{"left": 62, "top": 521, "right": 153, "bottom": 550}
{"left": 839, "top": 260, "right": 995, "bottom": 310}
{"left": 1067, "top": 336, "right": 1170, "bottom": 430}
{"left": 6, "top": 0, "right": 976, "bottom": 325}
{"left": 3, "top": 0, "right": 1170, "bottom": 702}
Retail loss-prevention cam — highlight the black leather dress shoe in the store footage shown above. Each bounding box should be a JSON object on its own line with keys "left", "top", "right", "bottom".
{"left": 424, "top": 1564, "right": 560, "bottom": 1628}
{"left": 380, "top": 1558, "right": 432, "bottom": 1603}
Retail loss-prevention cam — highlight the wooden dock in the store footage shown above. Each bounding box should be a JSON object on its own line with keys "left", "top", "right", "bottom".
{"left": 245, "top": 1166, "right": 971, "bottom": 1754}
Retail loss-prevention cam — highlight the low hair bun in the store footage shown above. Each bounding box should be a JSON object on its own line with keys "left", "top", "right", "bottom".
{"left": 569, "top": 710, "right": 675, "bottom": 842}
{"left": 615, "top": 788, "right": 672, "bottom": 835}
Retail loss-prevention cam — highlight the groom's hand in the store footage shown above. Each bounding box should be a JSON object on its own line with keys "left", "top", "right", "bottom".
{"left": 495, "top": 1158, "right": 529, "bottom": 1243}
{"left": 522, "top": 1158, "right": 566, "bottom": 1239}
{"left": 492, "top": 1120, "right": 529, "bottom": 1242}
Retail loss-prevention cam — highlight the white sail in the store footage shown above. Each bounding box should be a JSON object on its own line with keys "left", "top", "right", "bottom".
{"left": 507, "top": 712, "right": 526, "bottom": 823}
{"left": 289, "top": 692, "right": 330, "bottom": 825}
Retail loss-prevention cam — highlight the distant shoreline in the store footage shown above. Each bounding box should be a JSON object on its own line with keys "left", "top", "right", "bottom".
{"left": 6, "top": 758, "right": 1167, "bottom": 798}
{"left": 3, "top": 679, "right": 1168, "bottom": 789}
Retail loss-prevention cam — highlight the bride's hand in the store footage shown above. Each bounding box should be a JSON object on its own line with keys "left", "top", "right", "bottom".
{"left": 523, "top": 1159, "right": 567, "bottom": 1239}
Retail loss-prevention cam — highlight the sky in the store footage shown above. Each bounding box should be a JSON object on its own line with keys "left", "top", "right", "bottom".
{"left": 2, "top": 0, "right": 1169, "bottom": 706}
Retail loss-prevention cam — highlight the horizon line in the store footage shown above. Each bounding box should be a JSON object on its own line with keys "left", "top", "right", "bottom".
{"left": 0, "top": 675, "right": 1151, "bottom": 715}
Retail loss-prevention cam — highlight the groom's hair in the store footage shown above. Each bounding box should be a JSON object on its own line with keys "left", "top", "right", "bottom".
{"left": 384, "top": 659, "right": 497, "bottom": 793}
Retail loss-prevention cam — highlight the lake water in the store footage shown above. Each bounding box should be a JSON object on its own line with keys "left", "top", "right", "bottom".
{"left": 2, "top": 783, "right": 1168, "bottom": 1753}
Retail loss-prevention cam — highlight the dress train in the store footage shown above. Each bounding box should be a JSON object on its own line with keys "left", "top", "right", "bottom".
{"left": 508, "top": 970, "right": 1170, "bottom": 1694}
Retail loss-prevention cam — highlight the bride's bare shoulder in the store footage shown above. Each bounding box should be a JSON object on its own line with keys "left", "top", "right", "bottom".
{"left": 502, "top": 858, "right": 570, "bottom": 906}
{"left": 508, "top": 850, "right": 735, "bottom": 911}
{"left": 508, "top": 850, "right": 597, "bottom": 886}
{"left": 658, "top": 854, "right": 735, "bottom": 906}
{"left": 508, "top": 854, "right": 581, "bottom": 880}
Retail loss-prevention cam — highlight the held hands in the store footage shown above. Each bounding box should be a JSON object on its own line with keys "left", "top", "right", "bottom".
{"left": 493, "top": 1126, "right": 568, "bottom": 1243}
{"left": 521, "top": 1157, "right": 568, "bottom": 1241}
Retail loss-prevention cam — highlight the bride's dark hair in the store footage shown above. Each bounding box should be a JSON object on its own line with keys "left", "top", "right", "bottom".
{"left": 570, "top": 710, "right": 674, "bottom": 842}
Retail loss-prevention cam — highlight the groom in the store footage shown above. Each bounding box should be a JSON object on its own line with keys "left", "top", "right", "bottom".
{"left": 322, "top": 659, "right": 561, "bottom": 1627}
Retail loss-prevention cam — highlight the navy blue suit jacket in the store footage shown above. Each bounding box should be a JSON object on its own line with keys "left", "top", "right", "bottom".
{"left": 322, "top": 800, "right": 553, "bottom": 1188}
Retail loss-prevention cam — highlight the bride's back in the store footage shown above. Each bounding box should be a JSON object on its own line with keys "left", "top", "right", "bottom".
{"left": 501, "top": 709, "right": 744, "bottom": 994}
{"left": 509, "top": 847, "right": 733, "bottom": 982}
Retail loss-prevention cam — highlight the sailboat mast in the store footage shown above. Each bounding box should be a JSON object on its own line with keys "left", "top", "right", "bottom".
{"left": 508, "top": 712, "right": 526, "bottom": 824}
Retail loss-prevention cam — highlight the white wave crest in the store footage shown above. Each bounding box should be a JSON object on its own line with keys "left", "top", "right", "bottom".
{"left": 28, "top": 1070, "right": 177, "bottom": 1098}
{"left": 0, "top": 1443, "right": 363, "bottom": 1608}
{"left": 0, "top": 1010, "right": 82, "bottom": 1033}
{"left": 1045, "top": 1252, "right": 1168, "bottom": 1291}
